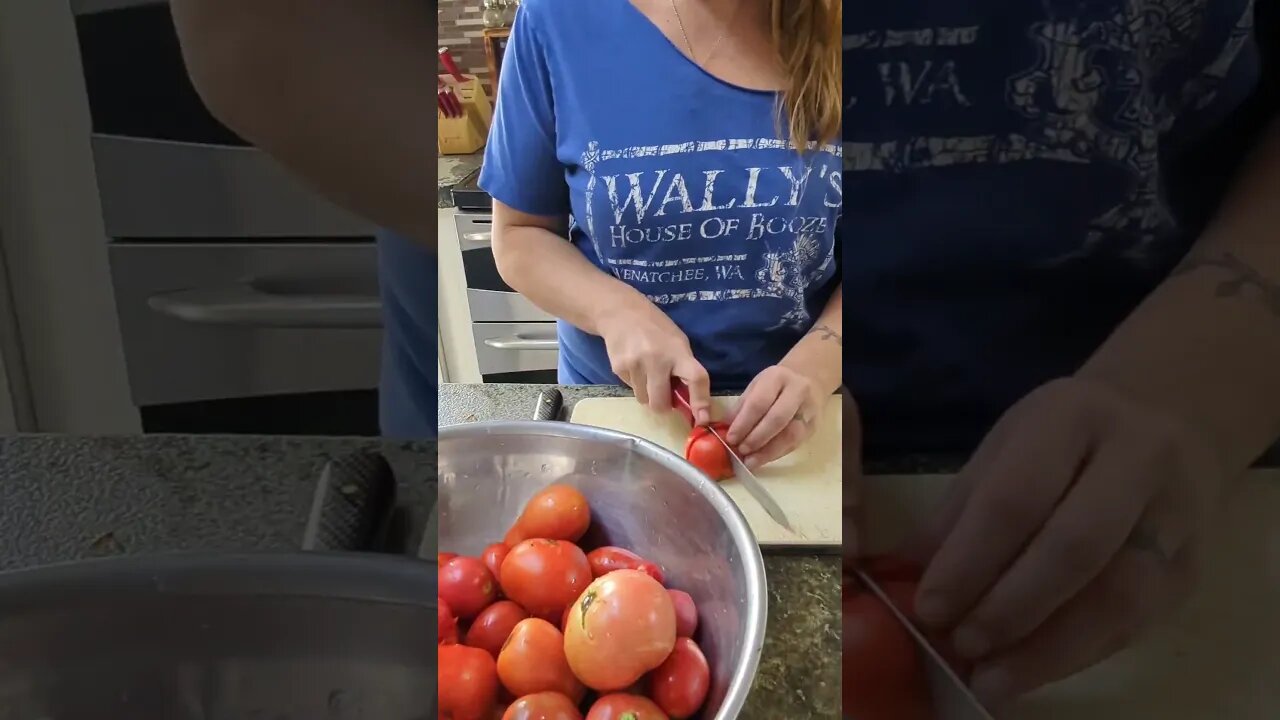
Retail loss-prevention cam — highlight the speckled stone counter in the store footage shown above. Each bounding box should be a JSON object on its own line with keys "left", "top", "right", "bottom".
{"left": 438, "top": 152, "right": 484, "bottom": 208}
{"left": 0, "top": 435, "right": 437, "bottom": 572}
{"left": 440, "top": 382, "right": 845, "bottom": 719}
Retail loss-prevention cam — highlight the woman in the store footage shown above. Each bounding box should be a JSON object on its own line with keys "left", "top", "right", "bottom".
{"left": 483, "top": 0, "right": 843, "bottom": 469}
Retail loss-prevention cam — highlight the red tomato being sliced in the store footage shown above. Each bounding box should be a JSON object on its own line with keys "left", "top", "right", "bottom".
{"left": 683, "top": 423, "right": 734, "bottom": 481}
{"left": 842, "top": 586, "right": 932, "bottom": 720}
{"left": 586, "top": 546, "right": 665, "bottom": 584}
{"left": 880, "top": 580, "right": 973, "bottom": 679}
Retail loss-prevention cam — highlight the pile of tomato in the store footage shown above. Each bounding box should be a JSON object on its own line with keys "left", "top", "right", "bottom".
{"left": 438, "top": 483, "right": 713, "bottom": 720}
{"left": 843, "top": 556, "right": 973, "bottom": 720}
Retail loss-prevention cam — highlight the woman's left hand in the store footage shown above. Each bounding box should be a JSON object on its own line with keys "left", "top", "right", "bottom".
{"left": 724, "top": 364, "right": 824, "bottom": 469}
{"left": 908, "top": 376, "right": 1228, "bottom": 708}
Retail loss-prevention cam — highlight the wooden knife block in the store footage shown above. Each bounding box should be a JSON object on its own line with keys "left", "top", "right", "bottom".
{"left": 438, "top": 75, "right": 492, "bottom": 156}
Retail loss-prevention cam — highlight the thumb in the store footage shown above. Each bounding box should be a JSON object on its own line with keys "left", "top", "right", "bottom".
{"left": 675, "top": 358, "right": 712, "bottom": 425}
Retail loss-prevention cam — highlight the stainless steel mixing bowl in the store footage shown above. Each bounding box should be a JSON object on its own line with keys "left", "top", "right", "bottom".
{"left": 438, "top": 421, "right": 768, "bottom": 720}
{"left": 0, "top": 553, "right": 435, "bottom": 719}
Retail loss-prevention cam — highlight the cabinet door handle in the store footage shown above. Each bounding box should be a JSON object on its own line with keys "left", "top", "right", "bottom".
{"left": 149, "top": 285, "right": 382, "bottom": 329}
{"left": 482, "top": 335, "right": 558, "bottom": 350}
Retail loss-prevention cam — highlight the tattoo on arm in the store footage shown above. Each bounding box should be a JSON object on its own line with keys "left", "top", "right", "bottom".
{"left": 808, "top": 323, "right": 843, "bottom": 347}
{"left": 1172, "top": 250, "right": 1280, "bottom": 318}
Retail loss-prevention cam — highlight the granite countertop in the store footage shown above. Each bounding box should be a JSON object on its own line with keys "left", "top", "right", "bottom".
{"left": 439, "top": 382, "right": 843, "bottom": 720}
{"left": 0, "top": 435, "right": 437, "bottom": 572}
{"left": 438, "top": 151, "right": 485, "bottom": 208}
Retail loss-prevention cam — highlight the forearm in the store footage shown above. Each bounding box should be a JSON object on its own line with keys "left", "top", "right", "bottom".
{"left": 493, "top": 225, "right": 653, "bottom": 335}
{"left": 1079, "top": 120, "right": 1280, "bottom": 471}
{"left": 170, "top": 0, "right": 438, "bottom": 245}
{"left": 781, "top": 284, "right": 843, "bottom": 394}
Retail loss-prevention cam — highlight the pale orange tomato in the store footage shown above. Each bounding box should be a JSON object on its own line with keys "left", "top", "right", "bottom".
{"left": 563, "top": 569, "right": 676, "bottom": 691}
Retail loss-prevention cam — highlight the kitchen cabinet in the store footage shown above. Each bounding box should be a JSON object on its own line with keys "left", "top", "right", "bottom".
{"left": 0, "top": 0, "right": 138, "bottom": 433}
{"left": 437, "top": 207, "right": 482, "bottom": 383}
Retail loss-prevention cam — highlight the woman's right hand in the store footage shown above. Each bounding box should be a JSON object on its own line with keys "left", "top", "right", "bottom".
{"left": 598, "top": 302, "right": 712, "bottom": 423}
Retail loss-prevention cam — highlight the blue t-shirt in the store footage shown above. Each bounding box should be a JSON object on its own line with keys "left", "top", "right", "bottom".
{"left": 842, "top": 1, "right": 1264, "bottom": 453}
{"left": 479, "top": 0, "right": 842, "bottom": 390}
{"left": 378, "top": 229, "right": 437, "bottom": 439}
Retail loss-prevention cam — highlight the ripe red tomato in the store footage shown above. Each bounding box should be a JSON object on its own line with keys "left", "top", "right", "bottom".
{"left": 651, "top": 637, "right": 710, "bottom": 719}
{"left": 499, "top": 539, "right": 593, "bottom": 621}
{"left": 842, "top": 587, "right": 932, "bottom": 720}
{"left": 586, "top": 546, "right": 665, "bottom": 584}
{"left": 482, "top": 542, "right": 512, "bottom": 582}
{"left": 466, "top": 600, "right": 529, "bottom": 659}
{"left": 439, "top": 552, "right": 459, "bottom": 565}
{"left": 439, "top": 595, "right": 459, "bottom": 645}
{"left": 439, "top": 643, "right": 500, "bottom": 720}
{"left": 505, "top": 484, "right": 592, "bottom": 545}
{"left": 667, "top": 589, "right": 698, "bottom": 638}
{"left": 440, "top": 556, "right": 499, "bottom": 620}
{"left": 502, "top": 692, "right": 583, "bottom": 720}
{"left": 683, "top": 423, "right": 733, "bottom": 481}
{"left": 586, "top": 693, "right": 669, "bottom": 720}
{"left": 564, "top": 569, "right": 676, "bottom": 691}
{"left": 496, "top": 618, "right": 585, "bottom": 702}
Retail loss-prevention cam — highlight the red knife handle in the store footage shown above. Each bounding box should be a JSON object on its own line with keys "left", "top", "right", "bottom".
{"left": 671, "top": 379, "right": 694, "bottom": 427}
{"left": 438, "top": 47, "right": 467, "bottom": 83}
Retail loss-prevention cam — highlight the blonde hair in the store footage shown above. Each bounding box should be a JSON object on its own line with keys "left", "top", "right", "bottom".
{"left": 770, "top": 0, "right": 841, "bottom": 149}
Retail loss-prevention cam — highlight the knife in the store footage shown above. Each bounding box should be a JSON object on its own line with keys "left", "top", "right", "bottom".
{"left": 854, "top": 569, "right": 996, "bottom": 720}
{"left": 670, "top": 380, "right": 795, "bottom": 533}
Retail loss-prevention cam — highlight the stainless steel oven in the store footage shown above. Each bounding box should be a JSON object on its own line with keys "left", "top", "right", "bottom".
{"left": 452, "top": 172, "right": 560, "bottom": 384}
{"left": 75, "top": 0, "right": 385, "bottom": 434}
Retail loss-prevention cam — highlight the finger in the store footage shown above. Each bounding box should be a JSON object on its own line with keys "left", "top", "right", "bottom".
{"left": 739, "top": 383, "right": 806, "bottom": 455}
{"left": 968, "top": 543, "right": 1194, "bottom": 709}
{"left": 726, "top": 372, "right": 784, "bottom": 446}
{"left": 645, "top": 369, "right": 674, "bottom": 414}
{"left": 631, "top": 364, "right": 650, "bottom": 408}
{"left": 896, "top": 418, "right": 1021, "bottom": 565}
{"left": 916, "top": 412, "right": 1092, "bottom": 629}
{"left": 675, "top": 358, "right": 712, "bottom": 425}
{"left": 742, "top": 419, "right": 807, "bottom": 469}
{"left": 951, "top": 440, "right": 1155, "bottom": 659}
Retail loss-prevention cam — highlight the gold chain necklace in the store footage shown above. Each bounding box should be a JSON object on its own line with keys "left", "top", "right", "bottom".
{"left": 669, "top": 0, "right": 739, "bottom": 66}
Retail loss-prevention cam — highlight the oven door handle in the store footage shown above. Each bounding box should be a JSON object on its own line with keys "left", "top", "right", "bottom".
{"left": 148, "top": 285, "right": 383, "bottom": 329}
{"left": 482, "top": 335, "right": 559, "bottom": 351}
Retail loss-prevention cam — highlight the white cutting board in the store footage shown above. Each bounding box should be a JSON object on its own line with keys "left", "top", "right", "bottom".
{"left": 863, "top": 470, "right": 1280, "bottom": 720}
{"left": 570, "top": 395, "right": 842, "bottom": 547}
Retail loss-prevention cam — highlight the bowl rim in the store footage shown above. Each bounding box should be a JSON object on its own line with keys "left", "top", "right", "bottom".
{"left": 438, "top": 420, "right": 768, "bottom": 720}
{"left": 0, "top": 552, "right": 433, "bottom": 610}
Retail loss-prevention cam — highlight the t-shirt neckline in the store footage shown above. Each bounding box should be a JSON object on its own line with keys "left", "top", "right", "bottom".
{"left": 620, "top": 0, "right": 783, "bottom": 97}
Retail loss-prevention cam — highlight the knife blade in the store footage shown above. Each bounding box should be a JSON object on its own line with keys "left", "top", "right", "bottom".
{"left": 704, "top": 424, "right": 795, "bottom": 533}
{"left": 670, "top": 380, "right": 795, "bottom": 533}
{"left": 854, "top": 569, "right": 996, "bottom": 720}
